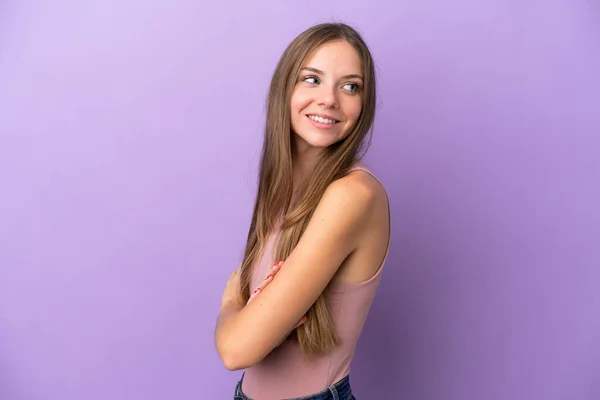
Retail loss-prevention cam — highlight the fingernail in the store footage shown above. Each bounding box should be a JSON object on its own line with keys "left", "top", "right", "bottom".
{"left": 265, "top": 274, "right": 273, "bottom": 280}
{"left": 253, "top": 288, "right": 262, "bottom": 294}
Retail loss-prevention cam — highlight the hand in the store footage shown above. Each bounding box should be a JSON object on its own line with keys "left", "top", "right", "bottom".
{"left": 248, "top": 260, "right": 307, "bottom": 333}
{"left": 220, "top": 266, "right": 243, "bottom": 309}
{"left": 246, "top": 260, "right": 283, "bottom": 305}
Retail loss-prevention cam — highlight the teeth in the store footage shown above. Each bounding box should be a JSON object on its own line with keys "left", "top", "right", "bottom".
{"left": 308, "top": 115, "right": 337, "bottom": 124}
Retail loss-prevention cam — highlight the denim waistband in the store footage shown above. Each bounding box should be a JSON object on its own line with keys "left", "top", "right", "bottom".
{"left": 234, "top": 373, "right": 354, "bottom": 400}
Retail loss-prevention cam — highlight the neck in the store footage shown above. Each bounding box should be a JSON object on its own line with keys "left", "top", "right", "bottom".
{"left": 292, "top": 140, "right": 321, "bottom": 191}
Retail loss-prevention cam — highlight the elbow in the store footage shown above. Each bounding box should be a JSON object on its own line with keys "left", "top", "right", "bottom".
{"left": 219, "top": 349, "right": 255, "bottom": 371}
{"left": 221, "top": 353, "right": 246, "bottom": 371}
{"left": 216, "top": 340, "right": 256, "bottom": 371}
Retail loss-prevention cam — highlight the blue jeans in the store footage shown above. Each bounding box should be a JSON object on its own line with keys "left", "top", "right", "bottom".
{"left": 233, "top": 373, "right": 356, "bottom": 400}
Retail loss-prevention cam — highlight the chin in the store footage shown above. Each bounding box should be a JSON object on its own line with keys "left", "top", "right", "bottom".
{"left": 296, "top": 132, "right": 343, "bottom": 150}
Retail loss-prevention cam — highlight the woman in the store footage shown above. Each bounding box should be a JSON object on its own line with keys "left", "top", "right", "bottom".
{"left": 215, "top": 22, "right": 391, "bottom": 400}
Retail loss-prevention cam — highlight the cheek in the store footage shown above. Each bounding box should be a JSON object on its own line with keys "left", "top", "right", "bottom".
{"left": 344, "top": 98, "right": 363, "bottom": 122}
{"left": 290, "top": 90, "right": 307, "bottom": 132}
{"left": 290, "top": 89, "right": 311, "bottom": 114}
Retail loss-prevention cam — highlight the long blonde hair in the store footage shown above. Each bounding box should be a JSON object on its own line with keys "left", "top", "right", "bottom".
{"left": 238, "top": 23, "right": 377, "bottom": 359}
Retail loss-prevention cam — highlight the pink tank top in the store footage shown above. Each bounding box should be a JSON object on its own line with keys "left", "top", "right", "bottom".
{"left": 241, "top": 163, "right": 390, "bottom": 399}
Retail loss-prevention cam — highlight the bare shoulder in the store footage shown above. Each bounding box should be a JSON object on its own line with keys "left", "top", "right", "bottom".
{"left": 346, "top": 168, "right": 388, "bottom": 198}
{"left": 322, "top": 168, "right": 388, "bottom": 216}
{"left": 327, "top": 169, "right": 390, "bottom": 282}
{"left": 289, "top": 167, "right": 388, "bottom": 263}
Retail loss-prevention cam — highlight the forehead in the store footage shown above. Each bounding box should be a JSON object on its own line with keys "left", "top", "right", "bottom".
{"left": 302, "top": 40, "right": 362, "bottom": 75}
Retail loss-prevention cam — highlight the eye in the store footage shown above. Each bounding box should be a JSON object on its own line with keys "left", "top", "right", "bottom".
{"left": 342, "top": 83, "right": 360, "bottom": 93}
{"left": 303, "top": 76, "right": 320, "bottom": 85}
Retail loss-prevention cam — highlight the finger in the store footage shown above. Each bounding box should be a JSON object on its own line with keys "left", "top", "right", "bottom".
{"left": 227, "top": 271, "right": 238, "bottom": 283}
{"left": 246, "top": 260, "right": 284, "bottom": 304}
{"left": 264, "top": 263, "right": 282, "bottom": 281}
{"left": 251, "top": 273, "right": 274, "bottom": 296}
{"left": 253, "top": 260, "right": 283, "bottom": 293}
{"left": 247, "top": 275, "right": 274, "bottom": 304}
{"left": 293, "top": 315, "right": 307, "bottom": 329}
{"left": 268, "top": 259, "right": 284, "bottom": 275}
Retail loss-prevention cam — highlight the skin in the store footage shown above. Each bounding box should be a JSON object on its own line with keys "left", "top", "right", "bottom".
{"left": 214, "top": 40, "right": 390, "bottom": 371}
{"left": 289, "top": 40, "right": 364, "bottom": 187}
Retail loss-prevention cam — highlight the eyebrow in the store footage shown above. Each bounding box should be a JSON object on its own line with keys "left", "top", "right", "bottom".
{"left": 300, "top": 67, "right": 363, "bottom": 81}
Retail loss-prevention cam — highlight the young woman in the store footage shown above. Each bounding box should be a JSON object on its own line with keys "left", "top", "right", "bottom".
{"left": 215, "top": 22, "right": 391, "bottom": 400}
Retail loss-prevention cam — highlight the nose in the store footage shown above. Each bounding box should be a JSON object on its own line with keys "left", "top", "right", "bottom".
{"left": 317, "top": 85, "right": 339, "bottom": 109}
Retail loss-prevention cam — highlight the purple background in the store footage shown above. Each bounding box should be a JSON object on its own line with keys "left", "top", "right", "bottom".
{"left": 1, "top": 1, "right": 599, "bottom": 399}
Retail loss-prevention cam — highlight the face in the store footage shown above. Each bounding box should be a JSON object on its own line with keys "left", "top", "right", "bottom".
{"left": 290, "top": 40, "right": 363, "bottom": 152}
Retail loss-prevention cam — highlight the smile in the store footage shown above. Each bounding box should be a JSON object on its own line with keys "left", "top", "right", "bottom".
{"left": 307, "top": 115, "right": 340, "bottom": 125}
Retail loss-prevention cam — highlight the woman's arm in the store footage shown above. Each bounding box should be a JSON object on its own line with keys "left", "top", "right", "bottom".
{"left": 214, "top": 173, "right": 381, "bottom": 370}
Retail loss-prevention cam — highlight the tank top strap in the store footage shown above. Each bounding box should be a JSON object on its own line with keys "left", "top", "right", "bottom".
{"left": 348, "top": 160, "right": 372, "bottom": 175}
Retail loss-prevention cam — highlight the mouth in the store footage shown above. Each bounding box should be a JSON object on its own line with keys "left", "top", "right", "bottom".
{"left": 306, "top": 114, "right": 340, "bottom": 126}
